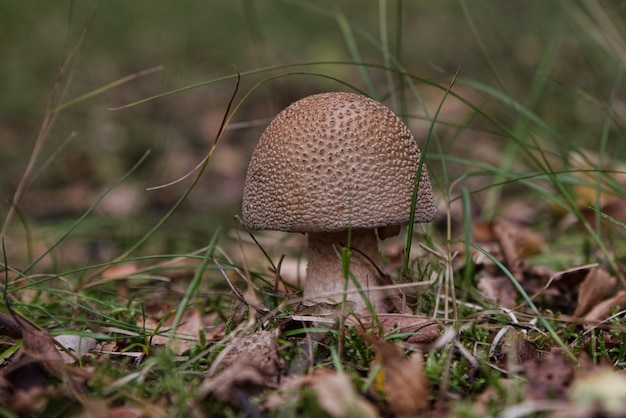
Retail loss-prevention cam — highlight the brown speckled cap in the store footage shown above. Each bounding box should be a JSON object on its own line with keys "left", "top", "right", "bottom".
{"left": 242, "top": 92, "right": 435, "bottom": 233}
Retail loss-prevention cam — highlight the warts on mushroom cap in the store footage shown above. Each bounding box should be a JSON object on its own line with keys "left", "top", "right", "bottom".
{"left": 243, "top": 92, "right": 435, "bottom": 233}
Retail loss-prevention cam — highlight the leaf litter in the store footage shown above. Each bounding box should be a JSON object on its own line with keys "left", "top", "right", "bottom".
{"left": 1, "top": 83, "right": 626, "bottom": 418}
{"left": 5, "top": 197, "right": 626, "bottom": 417}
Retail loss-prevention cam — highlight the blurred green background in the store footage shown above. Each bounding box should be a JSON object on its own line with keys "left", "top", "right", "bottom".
{"left": 1, "top": 1, "right": 625, "bottom": 269}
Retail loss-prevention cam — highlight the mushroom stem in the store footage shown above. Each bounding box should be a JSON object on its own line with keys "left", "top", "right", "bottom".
{"left": 303, "top": 229, "right": 393, "bottom": 313}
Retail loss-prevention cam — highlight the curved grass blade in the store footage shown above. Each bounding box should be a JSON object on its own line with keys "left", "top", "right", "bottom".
{"left": 21, "top": 150, "right": 151, "bottom": 276}
{"left": 403, "top": 71, "right": 458, "bottom": 275}
{"left": 467, "top": 241, "right": 576, "bottom": 362}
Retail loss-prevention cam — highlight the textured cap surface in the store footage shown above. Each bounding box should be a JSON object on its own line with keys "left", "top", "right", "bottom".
{"left": 243, "top": 92, "right": 435, "bottom": 233}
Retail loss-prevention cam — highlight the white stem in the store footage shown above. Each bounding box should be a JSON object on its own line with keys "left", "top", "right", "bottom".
{"left": 302, "top": 229, "right": 392, "bottom": 313}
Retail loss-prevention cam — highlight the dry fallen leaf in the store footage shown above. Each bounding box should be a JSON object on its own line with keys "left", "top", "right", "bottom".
{"left": 552, "top": 149, "right": 626, "bottom": 232}
{"left": 200, "top": 329, "right": 282, "bottom": 406}
{"left": 310, "top": 369, "right": 379, "bottom": 418}
{"left": 477, "top": 275, "right": 518, "bottom": 309}
{"left": 466, "top": 219, "right": 553, "bottom": 305}
{"left": 201, "top": 358, "right": 268, "bottom": 404}
{"left": 473, "top": 220, "right": 544, "bottom": 260}
{"left": 216, "top": 329, "right": 283, "bottom": 377}
{"left": 263, "top": 368, "right": 378, "bottom": 417}
{"left": 583, "top": 290, "right": 626, "bottom": 325}
{"left": 101, "top": 263, "right": 138, "bottom": 281}
{"left": 492, "top": 220, "right": 543, "bottom": 280}
{"left": 573, "top": 267, "right": 618, "bottom": 318}
{"left": 521, "top": 350, "right": 574, "bottom": 401}
{"left": 365, "top": 314, "right": 441, "bottom": 345}
{"left": 76, "top": 400, "right": 148, "bottom": 418}
{"left": 367, "top": 337, "right": 430, "bottom": 418}
{"left": 141, "top": 308, "right": 204, "bottom": 355}
{"left": 1, "top": 313, "right": 85, "bottom": 414}
{"left": 0, "top": 312, "right": 23, "bottom": 338}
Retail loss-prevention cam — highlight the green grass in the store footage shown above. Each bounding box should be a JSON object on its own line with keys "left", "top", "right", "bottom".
{"left": 2, "top": 1, "right": 626, "bottom": 417}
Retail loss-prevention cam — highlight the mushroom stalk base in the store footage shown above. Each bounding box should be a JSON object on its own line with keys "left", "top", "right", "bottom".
{"left": 303, "top": 229, "right": 394, "bottom": 313}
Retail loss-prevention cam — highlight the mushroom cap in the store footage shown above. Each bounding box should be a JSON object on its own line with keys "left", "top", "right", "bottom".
{"left": 242, "top": 92, "right": 435, "bottom": 233}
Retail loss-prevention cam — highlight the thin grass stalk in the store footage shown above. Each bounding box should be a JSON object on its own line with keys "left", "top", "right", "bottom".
{"left": 1, "top": 1, "right": 95, "bottom": 238}
{"left": 461, "top": 187, "right": 474, "bottom": 291}
{"left": 103, "top": 73, "right": 241, "bottom": 268}
{"left": 403, "top": 72, "right": 458, "bottom": 275}
{"left": 378, "top": 0, "right": 398, "bottom": 110}
{"left": 481, "top": 26, "right": 563, "bottom": 220}
{"left": 394, "top": 0, "right": 407, "bottom": 120}
{"left": 459, "top": 0, "right": 506, "bottom": 92}
{"left": 168, "top": 228, "right": 221, "bottom": 343}
{"left": 335, "top": 13, "right": 379, "bottom": 99}
{"left": 593, "top": 67, "right": 623, "bottom": 235}
{"left": 20, "top": 151, "right": 150, "bottom": 276}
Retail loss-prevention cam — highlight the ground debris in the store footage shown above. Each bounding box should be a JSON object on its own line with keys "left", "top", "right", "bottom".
{"left": 0, "top": 312, "right": 23, "bottom": 338}
{"left": 310, "top": 369, "right": 379, "bottom": 418}
{"left": 582, "top": 290, "right": 626, "bottom": 325}
{"left": 350, "top": 313, "right": 442, "bottom": 346}
{"left": 367, "top": 337, "right": 431, "bottom": 418}
{"left": 0, "top": 312, "right": 86, "bottom": 415}
{"left": 549, "top": 368, "right": 626, "bottom": 418}
{"left": 468, "top": 218, "right": 554, "bottom": 308}
{"left": 521, "top": 350, "right": 574, "bottom": 402}
{"left": 74, "top": 400, "right": 148, "bottom": 418}
{"left": 264, "top": 368, "right": 379, "bottom": 418}
{"left": 141, "top": 306, "right": 205, "bottom": 355}
{"left": 573, "top": 267, "right": 619, "bottom": 318}
{"left": 199, "top": 329, "right": 283, "bottom": 406}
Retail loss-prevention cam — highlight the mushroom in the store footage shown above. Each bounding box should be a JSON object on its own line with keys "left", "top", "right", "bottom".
{"left": 242, "top": 92, "right": 435, "bottom": 313}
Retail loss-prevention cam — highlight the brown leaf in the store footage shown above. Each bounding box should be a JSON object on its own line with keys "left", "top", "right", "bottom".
{"left": 573, "top": 267, "right": 618, "bottom": 318}
{"left": 493, "top": 332, "right": 539, "bottom": 367}
{"left": 6, "top": 384, "right": 49, "bottom": 416}
{"left": 217, "top": 329, "right": 283, "bottom": 377}
{"left": 521, "top": 350, "right": 574, "bottom": 401}
{"left": 2, "top": 314, "right": 85, "bottom": 412}
{"left": 514, "top": 337, "right": 539, "bottom": 364}
{"left": 152, "top": 257, "right": 200, "bottom": 280}
{"left": 101, "top": 263, "right": 138, "bottom": 281}
{"left": 15, "top": 317, "right": 65, "bottom": 379}
{"left": 201, "top": 358, "right": 268, "bottom": 404}
{"left": 76, "top": 400, "right": 148, "bottom": 418}
{"left": 0, "top": 312, "right": 23, "bottom": 338}
{"left": 369, "top": 314, "right": 441, "bottom": 345}
{"left": 492, "top": 221, "right": 536, "bottom": 280}
{"left": 474, "top": 220, "right": 544, "bottom": 259}
{"left": 469, "top": 220, "right": 552, "bottom": 296}
{"left": 264, "top": 369, "right": 379, "bottom": 417}
{"left": 367, "top": 337, "right": 430, "bottom": 418}
{"left": 142, "top": 308, "right": 203, "bottom": 355}
{"left": 477, "top": 275, "right": 518, "bottom": 309}
{"left": 310, "top": 369, "right": 379, "bottom": 418}
{"left": 200, "top": 329, "right": 282, "bottom": 405}
{"left": 554, "top": 149, "right": 626, "bottom": 232}
{"left": 583, "top": 290, "right": 626, "bottom": 325}
{"left": 568, "top": 149, "right": 626, "bottom": 205}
